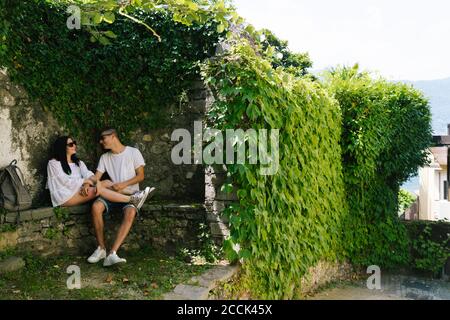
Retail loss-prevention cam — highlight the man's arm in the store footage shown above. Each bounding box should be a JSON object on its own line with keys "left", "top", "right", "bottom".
{"left": 111, "top": 166, "right": 145, "bottom": 192}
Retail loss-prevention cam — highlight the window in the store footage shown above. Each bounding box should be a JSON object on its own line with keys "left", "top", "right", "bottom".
{"left": 445, "top": 180, "right": 448, "bottom": 200}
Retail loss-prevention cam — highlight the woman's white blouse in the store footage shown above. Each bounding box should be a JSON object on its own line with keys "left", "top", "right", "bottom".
{"left": 46, "top": 159, "right": 94, "bottom": 207}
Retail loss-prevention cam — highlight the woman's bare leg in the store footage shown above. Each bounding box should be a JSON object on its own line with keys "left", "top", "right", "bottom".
{"left": 101, "top": 180, "right": 134, "bottom": 196}
{"left": 63, "top": 187, "right": 97, "bottom": 207}
{"left": 99, "top": 188, "right": 131, "bottom": 203}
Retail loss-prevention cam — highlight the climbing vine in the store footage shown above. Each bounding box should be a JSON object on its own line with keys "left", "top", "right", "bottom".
{"left": 203, "top": 42, "right": 348, "bottom": 299}
{"left": 325, "top": 66, "right": 432, "bottom": 268}
{"left": 0, "top": 0, "right": 222, "bottom": 154}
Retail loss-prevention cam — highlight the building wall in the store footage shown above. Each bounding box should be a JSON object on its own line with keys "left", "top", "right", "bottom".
{"left": 419, "top": 161, "right": 450, "bottom": 221}
{"left": 419, "top": 166, "right": 434, "bottom": 220}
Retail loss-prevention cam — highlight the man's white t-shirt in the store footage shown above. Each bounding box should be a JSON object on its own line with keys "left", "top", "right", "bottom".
{"left": 97, "top": 146, "right": 146, "bottom": 193}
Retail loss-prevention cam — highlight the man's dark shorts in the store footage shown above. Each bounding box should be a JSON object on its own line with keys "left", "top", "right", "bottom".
{"left": 95, "top": 197, "right": 139, "bottom": 216}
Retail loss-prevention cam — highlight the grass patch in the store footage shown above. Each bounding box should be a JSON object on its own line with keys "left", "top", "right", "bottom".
{"left": 0, "top": 246, "right": 211, "bottom": 300}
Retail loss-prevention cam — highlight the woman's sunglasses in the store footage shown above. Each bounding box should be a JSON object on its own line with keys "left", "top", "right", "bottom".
{"left": 67, "top": 141, "right": 77, "bottom": 148}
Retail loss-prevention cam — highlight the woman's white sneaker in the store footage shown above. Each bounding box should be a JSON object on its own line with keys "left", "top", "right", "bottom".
{"left": 103, "top": 252, "right": 127, "bottom": 267}
{"left": 87, "top": 246, "right": 107, "bottom": 264}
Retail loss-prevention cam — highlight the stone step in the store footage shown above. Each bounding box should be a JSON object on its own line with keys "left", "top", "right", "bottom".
{"left": 164, "top": 264, "right": 240, "bottom": 300}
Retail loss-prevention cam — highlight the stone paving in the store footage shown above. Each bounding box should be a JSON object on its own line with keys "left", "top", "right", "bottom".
{"left": 163, "top": 264, "right": 239, "bottom": 300}
{"left": 310, "top": 273, "right": 450, "bottom": 300}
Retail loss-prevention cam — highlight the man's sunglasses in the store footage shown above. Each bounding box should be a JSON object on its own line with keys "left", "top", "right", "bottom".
{"left": 100, "top": 133, "right": 113, "bottom": 141}
{"left": 67, "top": 141, "right": 77, "bottom": 147}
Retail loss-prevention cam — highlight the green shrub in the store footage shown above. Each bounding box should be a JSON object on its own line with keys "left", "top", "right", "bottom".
{"left": 203, "top": 41, "right": 347, "bottom": 299}
{"left": 325, "top": 66, "right": 432, "bottom": 268}
{"left": 398, "top": 189, "right": 417, "bottom": 215}
{"left": 412, "top": 225, "right": 450, "bottom": 276}
{"left": 53, "top": 207, "right": 70, "bottom": 221}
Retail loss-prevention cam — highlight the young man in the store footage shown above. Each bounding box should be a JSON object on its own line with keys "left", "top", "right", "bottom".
{"left": 86, "top": 128, "right": 155, "bottom": 267}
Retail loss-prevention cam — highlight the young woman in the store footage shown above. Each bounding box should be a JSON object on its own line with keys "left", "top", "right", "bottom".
{"left": 46, "top": 136, "right": 150, "bottom": 209}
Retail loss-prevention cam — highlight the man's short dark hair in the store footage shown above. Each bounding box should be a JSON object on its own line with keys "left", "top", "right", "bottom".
{"left": 100, "top": 128, "right": 118, "bottom": 138}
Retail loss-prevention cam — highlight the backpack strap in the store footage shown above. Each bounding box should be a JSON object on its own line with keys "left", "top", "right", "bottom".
{"left": 11, "top": 163, "right": 27, "bottom": 187}
{"left": 5, "top": 162, "right": 29, "bottom": 210}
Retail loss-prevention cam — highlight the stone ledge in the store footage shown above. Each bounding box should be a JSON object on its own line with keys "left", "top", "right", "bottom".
{"left": 2, "top": 202, "right": 205, "bottom": 224}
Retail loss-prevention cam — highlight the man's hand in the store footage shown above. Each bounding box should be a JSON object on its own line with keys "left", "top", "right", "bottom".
{"left": 112, "top": 182, "right": 128, "bottom": 192}
{"left": 80, "top": 183, "right": 91, "bottom": 197}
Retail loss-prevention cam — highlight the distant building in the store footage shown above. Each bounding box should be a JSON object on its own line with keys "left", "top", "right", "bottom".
{"left": 418, "top": 146, "right": 450, "bottom": 221}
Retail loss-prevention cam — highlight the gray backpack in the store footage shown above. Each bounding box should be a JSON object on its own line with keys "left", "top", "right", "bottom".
{"left": 0, "top": 160, "right": 32, "bottom": 211}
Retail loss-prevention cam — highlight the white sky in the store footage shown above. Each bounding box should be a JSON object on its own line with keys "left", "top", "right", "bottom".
{"left": 233, "top": 0, "right": 450, "bottom": 81}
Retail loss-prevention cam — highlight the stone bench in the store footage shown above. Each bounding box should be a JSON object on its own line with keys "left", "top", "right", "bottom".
{"left": 0, "top": 201, "right": 207, "bottom": 256}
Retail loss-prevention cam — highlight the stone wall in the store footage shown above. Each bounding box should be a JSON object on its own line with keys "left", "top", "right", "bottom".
{"left": 131, "top": 80, "right": 210, "bottom": 201}
{"left": 0, "top": 68, "right": 63, "bottom": 206}
{"left": 0, "top": 67, "right": 229, "bottom": 256}
{"left": 0, "top": 202, "right": 206, "bottom": 256}
{"left": 0, "top": 68, "right": 208, "bottom": 205}
{"left": 205, "top": 165, "right": 234, "bottom": 244}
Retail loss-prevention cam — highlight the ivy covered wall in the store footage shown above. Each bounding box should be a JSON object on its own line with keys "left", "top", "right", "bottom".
{"left": 0, "top": 0, "right": 222, "bottom": 202}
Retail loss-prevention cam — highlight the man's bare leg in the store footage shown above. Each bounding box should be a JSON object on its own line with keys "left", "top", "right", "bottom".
{"left": 110, "top": 207, "right": 137, "bottom": 253}
{"left": 91, "top": 200, "right": 106, "bottom": 250}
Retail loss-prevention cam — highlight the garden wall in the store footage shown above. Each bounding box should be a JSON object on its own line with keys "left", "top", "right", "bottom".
{"left": 0, "top": 69, "right": 206, "bottom": 205}
{"left": 0, "top": 202, "right": 206, "bottom": 256}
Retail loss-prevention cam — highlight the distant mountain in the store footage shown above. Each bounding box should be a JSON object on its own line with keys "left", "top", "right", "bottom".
{"left": 402, "top": 77, "right": 450, "bottom": 135}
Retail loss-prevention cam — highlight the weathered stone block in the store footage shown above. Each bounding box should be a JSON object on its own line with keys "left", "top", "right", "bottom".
{"left": 19, "top": 210, "right": 33, "bottom": 222}
{"left": 0, "top": 68, "right": 7, "bottom": 82}
{"left": 141, "top": 204, "right": 162, "bottom": 213}
{"left": 18, "top": 222, "right": 42, "bottom": 234}
{"left": 32, "top": 208, "right": 54, "bottom": 220}
{"left": 210, "top": 222, "right": 230, "bottom": 237}
{"left": 0, "top": 88, "right": 16, "bottom": 107}
{"left": 184, "top": 212, "right": 203, "bottom": 221}
{"left": 0, "top": 231, "right": 19, "bottom": 250}
{"left": 5, "top": 212, "right": 19, "bottom": 223}
{"left": 150, "top": 142, "right": 170, "bottom": 155}
{"left": 174, "top": 284, "right": 210, "bottom": 300}
{"left": 163, "top": 203, "right": 203, "bottom": 212}
{"left": 68, "top": 205, "right": 90, "bottom": 215}
{"left": 143, "top": 134, "right": 153, "bottom": 142}
{"left": 7, "top": 84, "right": 27, "bottom": 99}
{"left": 17, "top": 233, "right": 42, "bottom": 244}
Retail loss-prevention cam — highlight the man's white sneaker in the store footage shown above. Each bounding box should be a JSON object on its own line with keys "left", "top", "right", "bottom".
{"left": 103, "top": 252, "right": 127, "bottom": 267}
{"left": 87, "top": 246, "right": 107, "bottom": 264}
{"left": 130, "top": 187, "right": 155, "bottom": 210}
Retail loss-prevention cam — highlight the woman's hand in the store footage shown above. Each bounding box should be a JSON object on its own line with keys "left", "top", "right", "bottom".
{"left": 80, "top": 182, "right": 91, "bottom": 197}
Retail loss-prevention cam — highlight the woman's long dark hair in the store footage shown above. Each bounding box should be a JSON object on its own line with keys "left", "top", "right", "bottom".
{"left": 51, "top": 136, "right": 80, "bottom": 175}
